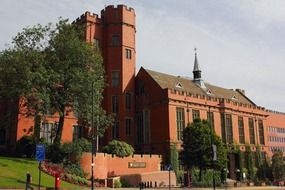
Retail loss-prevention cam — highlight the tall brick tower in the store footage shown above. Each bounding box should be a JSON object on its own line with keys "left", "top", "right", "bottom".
{"left": 75, "top": 5, "right": 136, "bottom": 147}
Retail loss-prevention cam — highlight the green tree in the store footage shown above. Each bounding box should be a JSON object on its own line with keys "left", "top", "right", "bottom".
{"left": 271, "top": 150, "right": 285, "bottom": 181}
{"left": 0, "top": 24, "right": 51, "bottom": 143}
{"left": 181, "top": 118, "right": 227, "bottom": 181}
{"left": 245, "top": 145, "right": 255, "bottom": 181}
{"left": 170, "top": 144, "right": 182, "bottom": 181}
{"left": 0, "top": 19, "right": 112, "bottom": 145}
{"left": 102, "top": 140, "right": 134, "bottom": 158}
{"left": 45, "top": 19, "right": 111, "bottom": 145}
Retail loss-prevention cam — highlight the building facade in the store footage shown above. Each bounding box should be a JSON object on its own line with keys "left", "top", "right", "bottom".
{"left": 1, "top": 4, "right": 285, "bottom": 181}
{"left": 266, "top": 111, "right": 285, "bottom": 157}
{"left": 75, "top": 5, "right": 136, "bottom": 147}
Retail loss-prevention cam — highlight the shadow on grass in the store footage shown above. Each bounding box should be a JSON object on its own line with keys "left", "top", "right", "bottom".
{"left": 5, "top": 157, "right": 35, "bottom": 165}
{"left": 17, "top": 179, "right": 52, "bottom": 188}
{"left": 0, "top": 161, "right": 8, "bottom": 167}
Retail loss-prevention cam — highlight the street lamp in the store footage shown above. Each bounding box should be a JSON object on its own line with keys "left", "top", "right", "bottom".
{"left": 91, "top": 81, "right": 95, "bottom": 190}
{"left": 208, "top": 104, "right": 216, "bottom": 190}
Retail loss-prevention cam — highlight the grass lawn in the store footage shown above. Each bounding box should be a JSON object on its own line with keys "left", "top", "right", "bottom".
{"left": 0, "top": 156, "right": 83, "bottom": 189}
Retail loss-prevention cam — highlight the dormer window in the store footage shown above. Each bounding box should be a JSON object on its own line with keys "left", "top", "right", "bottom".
{"left": 232, "top": 95, "right": 238, "bottom": 100}
{"left": 206, "top": 89, "right": 212, "bottom": 95}
{"left": 175, "top": 82, "right": 183, "bottom": 88}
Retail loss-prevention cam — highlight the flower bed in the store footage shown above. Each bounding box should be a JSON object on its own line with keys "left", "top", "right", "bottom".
{"left": 40, "top": 161, "right": 92, "bottom": 186}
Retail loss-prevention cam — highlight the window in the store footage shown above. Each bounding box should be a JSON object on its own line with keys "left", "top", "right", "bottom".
{"left": 125, "top": 118, "right": 131, "bottom": 136}
{"left": 125, "top": 93, "right": 131, "bottom": 110}
{"left": 112, "top": 95, "right": 119, "bottom": 113}
{"left": 192, "top": 109, "right": 200, "bottom": 120}
{"left": 176, "top": 108, "right": 185, "bottom": 141}
{"left": 125, "top": 48, "right": 132, "bottom": 59}
{"left": 111, "top": 71, "right": 119, "bottom": 88}
{"left": 258, "top": 120, "right": 265, "bottom": 145}
{"left": 238, "top": 116, "right": 245, "bottom": 144}
{"left": 176, "top": 82, "right": 183, "bottom": 88}
{"left": 137, "top": 112, "right": 143, "bottom": 144}
{"left": 73, "top": 125, "right": 83, "bottom": 141}
{"left": 0, "top": 128, "right": 6, "bottom": 145}
{"left": 207, "top": 111, "right": 214, "bottom": 132}
{"left": 40, "top": 123, "right": 57, "bottom": 144}
{"left": 111, "top": 35, "right": 120, "bottom": 46}
{"left": 225, "top": 114, "right": 233, "bottom": 143}
{"left": 221, "top": 113, "right": 226, "bottom": 143}
{"left": 136, "top": 110, "right": 150, "bottom": 144}
{"left": 248, "top": 118, "right": 255, "bottom": 144}
{"left": 112, "top": 122, "right": 119, "bottom": 139}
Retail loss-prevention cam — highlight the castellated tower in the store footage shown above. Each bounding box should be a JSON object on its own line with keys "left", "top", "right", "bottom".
{"left": 75, "top": 5, "right": 136, "bottom": 148}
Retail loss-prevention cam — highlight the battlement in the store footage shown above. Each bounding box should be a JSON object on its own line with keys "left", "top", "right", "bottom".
{"left": 266, "top": 109, "right": 285, "bottom": 115}
{"left": 75, "top": 11, "right": 100, "bottom": 23}
{"left": 168, "top": 88, "right": 266, "bottom": 112}
{"left": 103, "top": 4, "right": 135, "bottom": 13}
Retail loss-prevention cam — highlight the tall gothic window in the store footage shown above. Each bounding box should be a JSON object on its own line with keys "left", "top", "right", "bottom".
{"left": 136, "top": 110, "right": 150, "bottom": 144}
{"left": 125, "top": 118, "right": 132, "bottom": 136}
{"left": 207, "top": 111, "right": 214, "bottom": 132}
{"left": 225, "top": 114, "right": 233, "bottom": 143}
{"left": 221, "top": 113, "right": 226, "bottom": 143}
{"left": 112, "top": 95, "right": 119, "bottom": 113}
{"left": 258, "top": 119, "right": 265, "bottom": 145}
{"left": 125, "top": 93, "right": 131, "bottom": 110}
{"left": 176, "top": 107, "right": 185, "bottom": 141}
{"left": 249, "top": 118, "right": 255, "bottom": 144}
{"left": 238, "top": 116, "right": 245, "bottom": 144}
{"left": 112, "top": 122, "right": 119, "bottom": 139}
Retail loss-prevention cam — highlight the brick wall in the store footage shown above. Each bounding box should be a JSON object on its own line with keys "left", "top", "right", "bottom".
{"left": 80, "top": 152, "right": 162, "bottom": 179}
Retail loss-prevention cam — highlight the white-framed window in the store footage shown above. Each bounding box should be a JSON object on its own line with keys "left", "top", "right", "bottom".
{"left": 40, "top": 122, "right": 57, "bottom": 144}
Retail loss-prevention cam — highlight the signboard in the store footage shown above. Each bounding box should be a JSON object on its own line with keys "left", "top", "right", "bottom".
{"left": 166, "top": 164, "right": 172, "bottom": 171}
{"left": 128, "top": 162, "right": 146, "bottom": 168}
{"left": 36, "top": 144, "right": 45, "bottom": 162}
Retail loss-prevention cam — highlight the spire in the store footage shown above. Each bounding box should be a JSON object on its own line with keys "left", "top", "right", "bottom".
{"left": 192, "top": 48, "right": 206, "bottom": 89}
{"left": 193, "top": 48, "right": 202, "bottom": 80}
{"left": 193, "top": 48, "right": 200, "bottom": 72}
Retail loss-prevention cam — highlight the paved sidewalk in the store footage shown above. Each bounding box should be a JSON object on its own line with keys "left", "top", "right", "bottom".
{"left": 1, "top": 187, "right": 285, "bottom": 190}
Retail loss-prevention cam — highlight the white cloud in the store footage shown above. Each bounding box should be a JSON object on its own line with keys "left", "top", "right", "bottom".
{"left": 0, "top": 0, "right": 284, "bottom": 111}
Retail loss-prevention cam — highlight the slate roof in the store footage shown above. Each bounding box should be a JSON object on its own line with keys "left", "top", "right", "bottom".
{"left": 143, "top": 68, "right": 255, "bottom": 105}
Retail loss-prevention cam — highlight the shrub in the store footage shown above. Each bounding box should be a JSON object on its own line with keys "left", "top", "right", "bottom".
{"left": 77, "top": 138, "right": 92, "bottom": 152}
{"left": 64, "top": 163, "right": 87, "bottom": 178}
{"left": 46, "top": 144, "right": 64, "bottom": 163}
{"left": 120, "top": 178, "right": 131, "bottom": 187}
{"left": 16, "top": 135, "right": 36, "bottom": 157}
{"left": 191, "top": 168, "right": 222, "bottom": 187}
{"left": 114, "top": 179, "right": 122, "bottom": 188}
{"left": 102, "top": 140, "right": 134, "bottom": 158}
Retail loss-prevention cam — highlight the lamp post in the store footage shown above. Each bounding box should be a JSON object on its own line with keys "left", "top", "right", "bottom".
{"left": 208, "top": 104, "right": 216, "bottom": 190}
{"left": 91, "top": 81, "right": 95, "bottom": 190}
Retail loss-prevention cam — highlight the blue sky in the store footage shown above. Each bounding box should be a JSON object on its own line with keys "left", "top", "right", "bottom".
{"left": 1, "top": 0, "right": 285, "bottom": 112}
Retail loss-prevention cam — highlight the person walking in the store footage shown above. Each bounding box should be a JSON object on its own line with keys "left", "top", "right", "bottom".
{"left": 26, "top": 171, "right": 33, "bottom": 190}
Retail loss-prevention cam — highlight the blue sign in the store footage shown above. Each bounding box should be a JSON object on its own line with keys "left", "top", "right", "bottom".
{"left": 36, "top": 144, "right": 45, "bottom": 161}
{"left": 166, "top": 164, "right": 172, "bottom": 171}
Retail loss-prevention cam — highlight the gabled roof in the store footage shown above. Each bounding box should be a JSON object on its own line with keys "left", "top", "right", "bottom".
{"left": 143, "top": 68, "right": 256, "bottom": 105}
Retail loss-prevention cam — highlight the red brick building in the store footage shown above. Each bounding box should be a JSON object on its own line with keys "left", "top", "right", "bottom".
{"left": 1, "top": 4, "right": 285, "bottom": 181}
{"left": 266, "top": 111, "right": 285, "bottom": 157}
